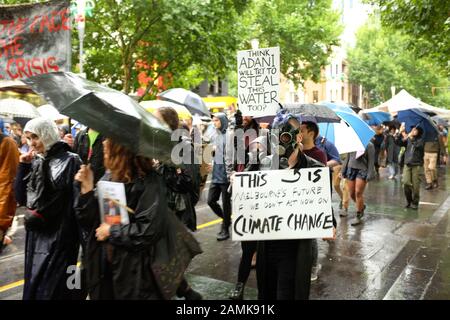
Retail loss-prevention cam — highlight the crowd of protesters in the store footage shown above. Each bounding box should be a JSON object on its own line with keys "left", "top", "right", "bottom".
{"left": 0, "top": 103, "right": 448, "bottom": 301}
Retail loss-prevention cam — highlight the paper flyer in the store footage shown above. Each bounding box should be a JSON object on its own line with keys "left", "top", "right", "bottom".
{"left": 96, "top": 181, "right": 130, "bottom": 225}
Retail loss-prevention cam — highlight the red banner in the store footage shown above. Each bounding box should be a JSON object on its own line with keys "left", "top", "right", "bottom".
{"left": 0, "top": 0, "right": 71, "bottom": 81}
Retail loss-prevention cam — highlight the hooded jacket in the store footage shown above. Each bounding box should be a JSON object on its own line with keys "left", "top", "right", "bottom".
{"left": 395, "top": 133, "right": 424, "bottom": 166}
{"left": 211, "top": 113, "right": 229, "bottom": 184}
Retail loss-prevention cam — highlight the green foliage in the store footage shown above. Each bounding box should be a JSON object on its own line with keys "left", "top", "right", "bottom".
{"left": 367, "top": 0, "right": 450, "bottom": 75}
{"left": 348, "top": 19, "right": 449, "bottom": 108}
{"left": 250, "top": 0, "right": 343, "bottom": 87}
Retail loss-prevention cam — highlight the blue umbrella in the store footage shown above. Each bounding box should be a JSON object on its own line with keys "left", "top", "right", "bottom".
{"left": 397, "top": 108, "right": 440, "bottom": 142}
{"left": 318, "top": 110, "right": 375, "bottom": 154}
{"left": 361, "top": 111, "right": 392, "bottom": 126}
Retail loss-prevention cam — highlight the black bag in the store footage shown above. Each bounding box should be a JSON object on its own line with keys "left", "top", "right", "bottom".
{"left": 150, "top": 211, "right": 202, "bottom": 299}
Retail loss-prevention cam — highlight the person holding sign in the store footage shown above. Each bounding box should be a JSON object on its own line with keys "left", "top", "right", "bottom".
{"left": 256, "top": 110, "right": 328, "bottom": 300}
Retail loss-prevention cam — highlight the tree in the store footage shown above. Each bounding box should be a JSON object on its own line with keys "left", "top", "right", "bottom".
{"left": 348, "top": 19, "right": 450, "bottom": 108}
{"left": 78, "top": 0, "right": 249, "bottom": 98}
{"left": 249, "top": 0, "right": 343, "bottom": 87}
{"left": 367, "top": 0, "right": 450, "bottom": 75}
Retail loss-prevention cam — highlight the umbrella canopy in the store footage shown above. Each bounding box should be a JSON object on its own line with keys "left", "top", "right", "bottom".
{"left": 158, "top": 88, "right": 211, "bottom": 117}
{"left": 360, "top": 110, "right": 392, "bottom": 126}
{"left": 37, "top": 104, "right": 69, "bottom": 121}
{"left": 23, "top": 72, "right": 174, "bottom": 162}
{"left": 254, "top": 103, "right": 341, "bottom": 124}
{"left": 431, "top": 115, "right": 448, "bottom": 127}
{"left": 318, "top": 101, "right": 360, "bottom": 114}
{"left": 139, "top": 100, "right": 192, "bottom": 120}
{"left": 318, "top": 110, "right": 375, "bottom": 154}
{"left": 397, "top": 108, "right": 440, "bottom": 142}
{"left": 0, "top": 98, "right": 40, "bottom": 118}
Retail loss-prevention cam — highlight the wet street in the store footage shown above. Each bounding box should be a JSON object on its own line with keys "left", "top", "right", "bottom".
{"left": 1, "top": 166, "right": 450, "bottom": 300}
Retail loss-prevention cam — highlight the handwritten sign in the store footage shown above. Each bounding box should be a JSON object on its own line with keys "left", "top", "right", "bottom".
{"left": 0, "top": 0, "right": 71, "bottom": 81}
{"left": 232, "top": 168, "right": 333, "bottom": 241}
{"left": 237, "top": 46, "right": 280, "bottom": 117}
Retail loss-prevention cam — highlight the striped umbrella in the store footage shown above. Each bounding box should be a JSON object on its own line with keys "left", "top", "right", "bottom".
{"left": 318, "top": 110, "right": 375, "bottom": 154}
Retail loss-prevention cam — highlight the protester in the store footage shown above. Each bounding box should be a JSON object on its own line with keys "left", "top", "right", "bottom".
{"left": 207, "top": 113, "right": 232, "bottom": 241}
{"left": 74, "top": 137, "right": 201, "bottom": 299}
{"left": 340, "top": 142, "right": 376, "bottom": 226}
{"left": 152, "top": 106, "right": 203, "bottom": 300}
{"left": 73, "top": 127, "right": 106, "bottom": 184}
{"left": 10, "top": 122, "right": 22, "bottom": 146}
{"left": 395, "top": 125, "right": 425, "bottom": 209}
{"left": 423, "top": 137, "right": 440, "bottom": 189}
{"left": 58, "top": 125, "right": 74, "bottom": 149}
{"left": 0, "top": 119, "right": 20, "bottom": 251}
{"left": 382, "top": 125, "right": 401, "bottom": 180}
{"left": 256, "top": 110, "right": 326, "bottom": 300}
{"left": 227, "top": 114, "right": 260, "bottom": 300}
{"left": 438, "top": 125, "right": 448, "bottom": 165}
{"left": 18, "top": 118, "right": 82, "bottom": 299}
{"left": 371, "top": 125, "right": 385, "bottom": 178}
{"left": 300, "top": 121, "right": 327, "bottom": 282}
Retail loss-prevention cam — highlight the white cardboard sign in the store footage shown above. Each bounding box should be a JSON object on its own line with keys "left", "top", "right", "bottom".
{"left": 237, "top": 46, "right": 280, "bottom": 117}
{"left": 232, "top": 168, "right": 333, "bottom": 241}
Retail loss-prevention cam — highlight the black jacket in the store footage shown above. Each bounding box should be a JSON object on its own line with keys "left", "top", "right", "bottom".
{"left": 74, "top": 171, "right": 201, "bottom": 300}
{"left": 382, "top": 134, "right": 400, "bottom": 164}
{"left": 395, "top": 134, "right": 424, "bottom": 166}
{"left": 73, "top": 129, "right": 105, "bottom": 184}
{"left": 20, "top": 142, "right": 82, "bottom": 300}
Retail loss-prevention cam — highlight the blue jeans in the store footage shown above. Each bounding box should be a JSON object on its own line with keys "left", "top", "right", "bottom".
{"left": 387, "top": 163, "right": 398, "bottom": 177}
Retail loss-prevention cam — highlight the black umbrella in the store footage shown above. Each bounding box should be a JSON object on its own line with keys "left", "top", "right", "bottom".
{"left": 254, "top": 103, "right": 341, "bottom": 124}
{"left": 23, "top": 72, "right": 174, "bottom": 162}
{"left": 157, "top": 88, "right": 211, "bottom": 117}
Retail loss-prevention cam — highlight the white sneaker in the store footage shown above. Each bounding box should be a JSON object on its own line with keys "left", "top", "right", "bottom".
{"left": 311, "top": 264, "right": 322, "bottom": 281}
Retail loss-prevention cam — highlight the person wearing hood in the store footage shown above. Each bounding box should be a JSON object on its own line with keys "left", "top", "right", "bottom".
{"left": 0, "top": 118, "right": 20, "bottom": 252}
{"left": 17, "top": 117, "right": 82, "bottom": 299}
{"left": 207, "top": 112, "right": 232, "bottom": 241}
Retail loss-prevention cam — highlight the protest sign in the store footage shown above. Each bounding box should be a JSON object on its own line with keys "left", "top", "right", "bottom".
{"left": 237, "top": 46, "right": 280, "bottom": 117}
{"left": 0, "top": 0, "right": 71, "bottom": 81}
{"left": 232, "top": 168, "right": 333, "bottom": 241}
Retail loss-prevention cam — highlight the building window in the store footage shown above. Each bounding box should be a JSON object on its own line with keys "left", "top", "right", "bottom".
{"left": 336, "top": 64, "right": 339, "bottom": 75}
{"left": 341, "top": 87, "right": 345, "bottom": 100}
{"left": 330, "top": 90, "right": 333, "bottom": 100}
{"left": 313, "top": 90, "right": 319, "bottom": 103}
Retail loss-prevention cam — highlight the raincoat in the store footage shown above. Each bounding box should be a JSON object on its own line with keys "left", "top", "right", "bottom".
{"left": 21, "top": 141, "right": 82, "bottom": 299}
{"left": 74, "top": 171, "right": 202, "bottom": 300}
{"left": 256, "top": 152, "right": 326, "bottom": 300}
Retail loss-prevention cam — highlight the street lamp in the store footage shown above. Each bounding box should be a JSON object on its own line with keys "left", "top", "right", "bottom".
{"left": 73, "top": 0, "right": 95, "bottom": 77}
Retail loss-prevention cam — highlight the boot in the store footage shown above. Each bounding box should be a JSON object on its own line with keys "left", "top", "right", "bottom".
{"left": 184, "top": 288, "right": 203, "bottom": 300}
{"left": 217, "top": 225, "right": 230, "bottom": 241}
{"left": 425, "top": 183, "right": 433, "bottom": 190}
{"left": 432, "top": 180, "right": 438, "bottom": 189}
{"left": 404, "top": 186, "right": 413, "bottom": 208}
{"left": 229, "top": 282, "right": 244, "bottom": 300}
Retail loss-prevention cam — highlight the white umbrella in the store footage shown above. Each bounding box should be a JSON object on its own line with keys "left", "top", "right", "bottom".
{"left": 0, "top": 98, "right": 40, "bottom": 118}
{"left": 37, "top": 104, "right": 69, "bottom": 121}
{"left": 158, "top": 88, "right": 211, "bottom": 117}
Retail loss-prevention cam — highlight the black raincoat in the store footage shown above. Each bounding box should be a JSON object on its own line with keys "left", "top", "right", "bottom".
{"left": 21, "top": 142, "right": 82, "bottom": 300}
{"left": 74, "top": 171, "right": 202, "bottom": 300}
{"left": 256, "top": 152, "right": 327, "bottom": 300}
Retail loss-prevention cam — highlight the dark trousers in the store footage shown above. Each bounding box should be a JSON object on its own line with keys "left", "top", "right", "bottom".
{"left": 237, "top": 241, "right": 257, "bottom": 284}
{"left": 207, "top": 183, "right": 231, "bottom": 228}
{"left": 265, "top": 256, "right": 298, "bottom": 300}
